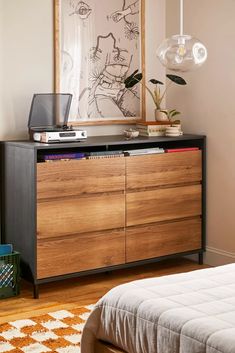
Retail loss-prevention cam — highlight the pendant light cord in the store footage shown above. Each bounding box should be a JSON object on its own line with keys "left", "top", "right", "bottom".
{"left": 180, "top": 0, "right": 184, "bottom": 36}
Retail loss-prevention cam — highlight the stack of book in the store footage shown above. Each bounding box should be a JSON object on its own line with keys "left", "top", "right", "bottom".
{"left": 124, "top": 148, "right": 164, "bottom": 156}
{"left": 43, "top": 152, "right": 86, "bottom": 162}
{"left": 87, "top": 151, "right": 124, "bottom": 159}
{"left": 136, "top": 121, "right": 172, "bottom": 137}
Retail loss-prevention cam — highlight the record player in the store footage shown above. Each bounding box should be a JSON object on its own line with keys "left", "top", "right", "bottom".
{"left": 28, "top": 93, "right": 87, "bottom": 143}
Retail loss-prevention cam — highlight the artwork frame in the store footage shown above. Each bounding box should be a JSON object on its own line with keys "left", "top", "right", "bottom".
{"left": 54, "top": 0, "right": 146, "bottom": 125}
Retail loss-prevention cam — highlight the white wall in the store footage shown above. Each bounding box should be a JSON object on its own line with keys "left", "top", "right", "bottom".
{"left": 166, "top": 0, "right": 235, "bottom": 265}
{"left": 0, "top": 0, "right": 165, "bottom": 139}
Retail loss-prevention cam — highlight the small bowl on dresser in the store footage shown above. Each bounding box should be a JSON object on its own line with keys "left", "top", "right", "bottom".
{"left": 124, "top": 129, "right": 139, "bottom": 139}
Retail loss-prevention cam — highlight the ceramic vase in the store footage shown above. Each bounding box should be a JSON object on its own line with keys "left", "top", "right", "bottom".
{"left": 155, "top": 109, "right": 169, "bottom": 122}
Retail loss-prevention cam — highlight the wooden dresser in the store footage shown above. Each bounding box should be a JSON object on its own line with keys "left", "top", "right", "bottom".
{"left": 1, "top": 134, "right": 206, "bottom": 297}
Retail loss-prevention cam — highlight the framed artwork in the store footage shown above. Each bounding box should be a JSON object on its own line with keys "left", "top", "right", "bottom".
{"left": 54, "top": 0, "right": 146, "bottom": 125}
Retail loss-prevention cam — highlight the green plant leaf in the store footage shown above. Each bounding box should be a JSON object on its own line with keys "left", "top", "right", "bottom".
{"left": 171, "top": 111, "right": 181, "bottom": 117}
{"left": 135, "top": 73, "right": 143, "bottom": 81}
{"left": 130, "top": 69, "right": 139, "bottom": 77}
{"left": 124, "top": 70, "right": 139, "bottom": 86}
{"left": 124, "top": 71, "right": 143, "bottom": 88}
{"left": 124, "top": 70, "right": 137, "bottom": 86}
{"left": 149, "top": 79, "right": 164, "bottom": 85}
{"left": 166, "top": 74, "right": 187, "bottom": 85}
{"left": 127, "top": 69, "right": 139, "bottom": 80}
{"left": 160, "top": 110, "right": 168, "bottom": 116}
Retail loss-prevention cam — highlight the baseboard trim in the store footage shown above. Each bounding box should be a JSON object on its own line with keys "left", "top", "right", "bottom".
{"left": 204, "top": 246, "right": 235, "bottom": 266}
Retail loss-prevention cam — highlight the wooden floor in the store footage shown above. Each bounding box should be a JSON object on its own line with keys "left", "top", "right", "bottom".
{"left": 0, "top": 259, "right": 209, "bottom": 324}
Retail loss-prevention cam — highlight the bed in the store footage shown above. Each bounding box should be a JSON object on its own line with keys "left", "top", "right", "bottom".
{"left": 81, "top": 263, "right": 235, "bottom": 353}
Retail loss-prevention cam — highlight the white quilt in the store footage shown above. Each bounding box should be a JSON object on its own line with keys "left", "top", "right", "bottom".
{"left": 81, "top": 264, "right": 235, "bottom": 353}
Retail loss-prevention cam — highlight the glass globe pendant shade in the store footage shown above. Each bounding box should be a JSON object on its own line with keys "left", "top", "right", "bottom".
{"left": 156, "top": 34, "right": 208, "bottom": 72}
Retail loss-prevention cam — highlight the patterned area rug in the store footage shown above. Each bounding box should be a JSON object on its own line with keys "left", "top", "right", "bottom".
{"left": 0, "top": 305, "right": 93, "bottom": 353}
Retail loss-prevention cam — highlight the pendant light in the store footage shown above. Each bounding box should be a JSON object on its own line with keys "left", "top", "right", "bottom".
{"left": 156, "top": 0, "right": 207, "bottom": 72}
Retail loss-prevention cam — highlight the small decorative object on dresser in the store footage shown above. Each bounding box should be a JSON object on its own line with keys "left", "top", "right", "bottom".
{"left": 124, "top": 71, "right": 187, "bottom": 122}
{"left": 123, "top": 129, "right": 140, "bottom": 139}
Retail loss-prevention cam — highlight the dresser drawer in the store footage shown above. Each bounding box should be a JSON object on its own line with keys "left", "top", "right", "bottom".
{"left": 127, "top": 184, "right": 201, "bottom": 226}
{"left": 126, "top": 151, "right": 202, "bottom": 190}
{"left": 126, "top": 218, "right": 201, "bottom": 262}
{"left": 37, "top": 194, "right": 125, "bottom": 239}
{"left": 37, "top": 229, "right": 125, "bottom": 278}
{"left": 37, "top": 157, "right": 125, "bottom": 200}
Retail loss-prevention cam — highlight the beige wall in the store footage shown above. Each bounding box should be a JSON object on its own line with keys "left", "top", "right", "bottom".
{"left": 0, "top": 0, "right": 54, "bottom": 139}
{"left": 166, "top": 0, "right": 235, "bottom": 265}
{"left": 0, "top": 0, "right": 165, "bottom": 138}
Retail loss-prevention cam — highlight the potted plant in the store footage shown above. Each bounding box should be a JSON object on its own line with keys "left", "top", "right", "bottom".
{"left": 124, "top": 70, "right": 187, "bottom": 122}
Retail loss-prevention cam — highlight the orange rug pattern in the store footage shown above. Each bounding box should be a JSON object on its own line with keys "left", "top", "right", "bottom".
{"left": 0, "top": 305, "right": 93, "bottom": 353}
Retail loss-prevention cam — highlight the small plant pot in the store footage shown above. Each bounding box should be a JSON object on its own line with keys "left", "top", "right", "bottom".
{"left": 155, "top": 109, "right": 169, "bottom": 122}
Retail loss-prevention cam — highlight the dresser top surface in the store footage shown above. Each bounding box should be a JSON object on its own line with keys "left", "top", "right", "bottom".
{"left": 2, "top": 134, "right": 206, "bottom": 150}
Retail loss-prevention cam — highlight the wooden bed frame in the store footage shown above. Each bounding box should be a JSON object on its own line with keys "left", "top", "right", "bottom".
{"left": 95, "top": 340, "right": 125, "bottom": 353}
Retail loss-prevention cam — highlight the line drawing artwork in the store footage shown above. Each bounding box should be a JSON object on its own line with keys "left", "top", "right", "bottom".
{"left": 111, "top": 0, "right": 140, "bottom": 40}
{"left": 59, "top": 0, "right": 142, "bottom": 122}
{"left": 69, "top": 1, "right": 92, "bottom": 19}
{"left": 80, "top": 33, "right": 139, "bottom": 119}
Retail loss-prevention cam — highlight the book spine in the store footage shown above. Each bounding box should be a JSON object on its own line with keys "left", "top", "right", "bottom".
{"left": 137, "top": 125, "right": 171, "bottom": 133}
{"left": 87, "top": 154, "right": 124, "bottom": 159}
{"left": 127, "top": 151, "right": 165, "bottom": 156}
{"left": 138, "top": 131, "right": 165, "bottom": 137}
{"left": 136, "top": 124, "right": 171, "bottom": 130}
{"left": 89, "top": 151, "right": 123, "bottom": 156}
{"left": 136, "top": 121, "right": 172, "bottom": 126}
{"left": 44, "top": 153, "right": 85, "bottom": 160}
{"left": 45, "top": 158, "right": 86, "bottom": 162}
{"left": 165, "top": 148, "right": 199, "bottom": 153}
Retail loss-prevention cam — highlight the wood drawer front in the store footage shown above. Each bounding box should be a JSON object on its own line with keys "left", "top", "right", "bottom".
{"left": 37, "top": 229, "right": 125, "bottom": 279}
{"left": 37, "top": 194, "right": 125, "bottom": 239}
{"left": 126, "top": 218, "right": 201, "bottom": 263}
{"left": 37, "top": 157, "right": 125, "bottom": 200}
{"left": 126, "top": 151, "right": 202, "bottom": 190}
{"left": 126, "top": 184, "right": 201, "bottom": 226}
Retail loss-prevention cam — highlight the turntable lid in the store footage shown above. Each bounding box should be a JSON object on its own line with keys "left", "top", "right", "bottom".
{"left": 28, "top": 93, "right": 72, "bottom": 129}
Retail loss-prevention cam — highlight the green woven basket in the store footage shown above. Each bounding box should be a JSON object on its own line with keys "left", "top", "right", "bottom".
{"left": 0, "top": 251, "right": 20, "bottom": 299}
